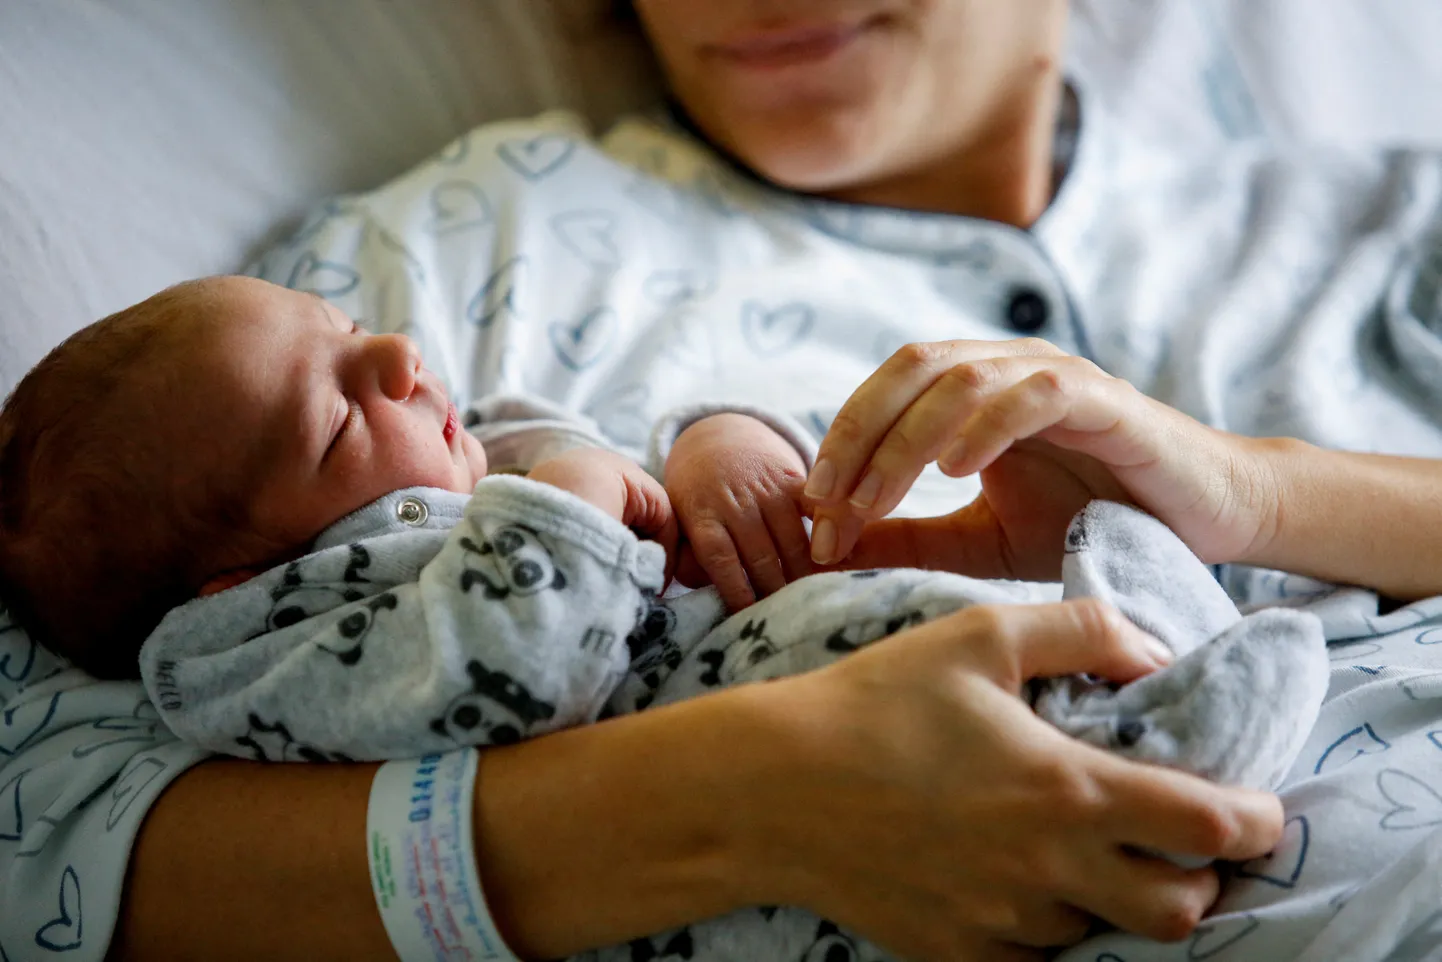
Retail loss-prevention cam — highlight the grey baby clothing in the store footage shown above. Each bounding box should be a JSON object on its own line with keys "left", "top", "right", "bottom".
{"left": 140, "top": 477, "right": 1328, "bottom": 962}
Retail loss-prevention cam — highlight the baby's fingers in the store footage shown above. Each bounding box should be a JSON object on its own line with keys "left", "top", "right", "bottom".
{"left": 688, "top": 520, "right": 756, "bottom": 611}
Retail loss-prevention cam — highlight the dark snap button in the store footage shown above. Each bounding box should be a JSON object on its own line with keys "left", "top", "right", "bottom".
{"left": 1005, "top": 287, "right": 1050, "bottom": 333}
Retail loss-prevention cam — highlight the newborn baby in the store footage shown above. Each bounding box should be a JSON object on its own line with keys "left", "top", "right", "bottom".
{"left": 0, "top": 275, "right": 1329, "bottom": 962}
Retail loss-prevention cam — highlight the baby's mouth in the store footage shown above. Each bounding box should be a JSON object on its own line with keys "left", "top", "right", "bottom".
{"left": 443, "top": 402, "right": 459, "bottom": 443}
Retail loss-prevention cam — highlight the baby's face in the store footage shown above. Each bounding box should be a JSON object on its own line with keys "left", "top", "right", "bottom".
{"left": 190, "top": 277, "right": 487, "bottom": 554}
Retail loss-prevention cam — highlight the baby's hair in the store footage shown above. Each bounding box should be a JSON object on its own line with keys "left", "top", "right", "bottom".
{"left": 0, "top": 281, "right": 274, "bottom": 680}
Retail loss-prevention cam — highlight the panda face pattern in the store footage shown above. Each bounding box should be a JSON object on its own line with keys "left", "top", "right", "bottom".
{"left": 430, "top": 658, "right": 558, "bottom": 746}
{"left": 263, "top": 543, "right": 373, "bottom": 633}
{"left": 458, "top": 525, "right": 568, "bottom": 600}
{"left": 800, "top": 920, "right": 863, "bottom": 962}
{"left": 317, "top": 592, "right": 399, "bottom": 666}
{"left": 824, "top": 610, "right": 927, "bottom": 654}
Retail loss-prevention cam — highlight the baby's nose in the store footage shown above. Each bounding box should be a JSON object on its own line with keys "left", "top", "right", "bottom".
{"left": 371, "top": 333, "right": 422, "bottom": 401}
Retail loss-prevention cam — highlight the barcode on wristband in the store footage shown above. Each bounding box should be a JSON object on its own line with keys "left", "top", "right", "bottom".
{"left": 367, "top": 748, "right": 518, "bottom": 961}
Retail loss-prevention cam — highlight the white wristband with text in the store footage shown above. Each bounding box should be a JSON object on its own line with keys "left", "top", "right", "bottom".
{"left": 367, "top": 748, "right": 521, "bottom": 962}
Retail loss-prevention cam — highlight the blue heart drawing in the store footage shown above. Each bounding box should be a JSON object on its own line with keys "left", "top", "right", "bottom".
{"left": 74, "top": 705, "right": 162, "bottom": 759}
{"left": 551, "top": 211, "right": 621, "bottom": 270}
{"left": 1314, "top": 723, "right": 1390, "bottom": 774}
{"left": 1188, "top": 914, "right": 1259, "bottom": 960}
{"left": 660, "top": 313, "right": 717, "bottom": 373}
{"left": 286, "top": 252, "right": 360, "bottom": 299}
{"left": 644, "top": 270, "right": 716, "bottom": 306}
{"left": 1236, "top": 815, "right": 1309, "bottom": 888}
{"left": 1377, "top": 768, "right": 1442, "bottom": 830}
{"left": 425, "top": 180, "right": 493, "bottom": 235}
{"left": 497, "top": 135, "right": 575, "bottom": 181}
{"left": 0, "top": 769, "right": 22, "bottom": 841}
{"left": 1, "top": 693, "right": 60, "bottom": 757}
{"left": 436, "top": 134, "right": 471, "bottom": 166}
{"left": 467, "top": 257, "right": 527, "bottom": 328}
{"left": 34, "top": 865, "right": 82, "bottom": 952}
{"left": 549, "top": 307, "right": 618, "bottom": 372}
{"left": 0, "top": 617, "right": 36, "bottom": 683}
{"left": 741, "top": 301, "right": 814, "bottom": 356}
{"left": 1328, "top": 641, "right": 1382, "bottom": 662}
{"left": 1416, "top": 627, "right": 1442, "bottom": 645}
{"left": 106, "top": 756, "right": 167, "bottom": 831}
{"left": 587, "top": 384, "right": 652, "bottom": 448}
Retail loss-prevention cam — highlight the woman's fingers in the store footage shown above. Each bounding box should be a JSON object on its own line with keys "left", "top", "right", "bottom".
{"left": 957, "top": 599, "right": 1174, "bottom": 687}
{"left": 805, "top": 338, "right": 1065, "bottom": 506}
{"left": 1095, "top": 758, "right": 1286, "bottom": 862}
{"left": 1066, "top": 850, "right": 1219, "bottom": 943}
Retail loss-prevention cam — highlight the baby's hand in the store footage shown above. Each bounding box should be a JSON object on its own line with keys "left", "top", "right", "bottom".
{"left": 527, "top": 448, "right": 678, "bottom": 571}
{"left": 665, "top": 413, "right": 813, "bottom": 610}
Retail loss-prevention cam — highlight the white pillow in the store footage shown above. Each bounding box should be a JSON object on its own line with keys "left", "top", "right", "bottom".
{"left": 0, "top": 0, "right": 660, "bottom": 392}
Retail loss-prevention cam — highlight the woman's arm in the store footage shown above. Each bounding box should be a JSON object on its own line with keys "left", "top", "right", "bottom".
{"left": 1247, "top": 438, "right": 1442, "bottom": 600}
{"left": 111, "top": 602, "right": 1281, "bottom": 962}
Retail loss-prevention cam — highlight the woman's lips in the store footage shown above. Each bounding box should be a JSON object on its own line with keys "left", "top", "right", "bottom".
{"left": 708, "top": 22, "right": 870, "bottom": 69}
{"left": 443, "top": 402, "right": 459, "bottom": 443}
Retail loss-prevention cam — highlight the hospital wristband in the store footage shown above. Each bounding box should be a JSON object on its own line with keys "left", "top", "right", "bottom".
{"left": 366, "top": 748, "right": 521, "bottom": 962}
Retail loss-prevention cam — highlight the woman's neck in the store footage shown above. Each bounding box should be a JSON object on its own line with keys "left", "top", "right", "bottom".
{"left": 824, "top": 71, "right": 1065, "bottom": 228}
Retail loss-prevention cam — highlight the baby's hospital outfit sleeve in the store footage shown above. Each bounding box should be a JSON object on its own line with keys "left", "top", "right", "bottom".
{"left": 138, "top": 476, "right": 666, "bottom": 762}
{"left": 0, "top": 606, "right": 210, "bottom": 961}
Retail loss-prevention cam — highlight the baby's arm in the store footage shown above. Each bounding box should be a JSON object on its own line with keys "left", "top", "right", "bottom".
{"left": 139, "top": 477, "right": 666, "bottom": 761}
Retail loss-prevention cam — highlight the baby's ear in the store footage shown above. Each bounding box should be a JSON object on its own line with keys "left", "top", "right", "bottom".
{"left": 198, "top": 569, "right": 260, "bottom": 597}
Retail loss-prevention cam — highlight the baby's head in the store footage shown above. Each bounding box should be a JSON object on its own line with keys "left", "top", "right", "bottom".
{"left": 0, "top": 276, "right": 487, "bottom": 679}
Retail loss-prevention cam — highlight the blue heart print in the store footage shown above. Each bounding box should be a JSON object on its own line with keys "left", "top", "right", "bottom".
{"left": 73, "top": 703, "right": 162, "bottom": 759}
{"left": 626, "top": 175, "right": 682, "bottom": 221}
{"left": 1377, "top": 768, "right": 1442, "bottom": 830}
{"left": 692, "top": 169, "right": 739, "bottom": 218}
{"left": 1, "top": 693, "right": 60, "bottom": 757}
{"left": 1314, "top": 722, "right": 1390, "bottom": 774}
{"left": 425, "top": 180, "right": 493, "bottom": 235}
{"left": 0, "top": 768, "right": 22, "bottom": 841}
{"left": 497, "top": 134, "right": 576, "bottom": 181}
{"left": 106, "top": 756, "right": 167, "bottom": 831}
{"left": 644, "top": 269, "right": 716, "bottom": 306}
{"left": 34, "top": 865, "right": 82, "bottom": 952}
{"left": 1188, "top": 914, "right": 1260, "bottom": 960}
{"left": 286, "top": 252, "right": 360, "bottom": 298}
{"left": 549, "top": 307, "right": 618, "bottom": 371}
{"left": 551, "top": 211, "right": 622, "bottom": 270}
{"left": 741, "top": 301, "right": 815, "bottom": 356}
{"left": 1416, "top": 627, "right": 1442, "bottom": 645}
{"left": 467, "top": 256, "right": 527, "bottom": 328}
{"left": 1328, "top": 641, "right": 1382, "bottom": 662}
{"left": 0, "top": 616, "right": 36, "bottom": 683}
{"left": 1236, "top": 815, "right": 1309, "bottom": 888}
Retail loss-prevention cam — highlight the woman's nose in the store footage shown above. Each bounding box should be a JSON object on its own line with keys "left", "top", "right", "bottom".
{"left": 365, "top": 332, "right": 422, "bottom": 401}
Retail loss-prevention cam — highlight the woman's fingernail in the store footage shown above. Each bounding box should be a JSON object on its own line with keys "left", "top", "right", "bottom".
{"left": 805, "top": 458, "right": 837, "bottom": 501}
{"left": 849, "top": 470, "right": 883, "bottom": 510}
{"left": 939, "top": 438, "right": 967, "bottom": 472}
{"left": 811, "top": 517, "right": 837, "bottom": 565}
{"left": 1143, "top": 636, "right": 1174, "bottom": 666}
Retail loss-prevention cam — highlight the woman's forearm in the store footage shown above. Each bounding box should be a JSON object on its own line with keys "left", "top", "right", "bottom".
{"left": 1247, "top": 437, "right": 1442, "bottom": 599}
{"left": 110, "top": 686, "right": 787, "bottom": 961}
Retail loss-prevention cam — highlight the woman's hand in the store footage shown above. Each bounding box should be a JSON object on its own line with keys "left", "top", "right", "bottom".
{"left": 805, "top": 338, "right": 1280, "bottom": 577}
{"left": 745, "top": 598, "right": 1283, "bottom": 961}
{"left": 665, "top": 413, "right": 813, "bottom": 609}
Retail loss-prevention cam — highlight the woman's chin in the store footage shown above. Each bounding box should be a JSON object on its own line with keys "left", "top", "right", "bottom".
{"left": 729, "top": 125, "right": 886, "bottom": 195}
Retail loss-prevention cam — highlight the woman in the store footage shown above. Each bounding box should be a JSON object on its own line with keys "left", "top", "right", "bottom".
{"left": 10, "top": 1, "right": 1442, "bottom": 959}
